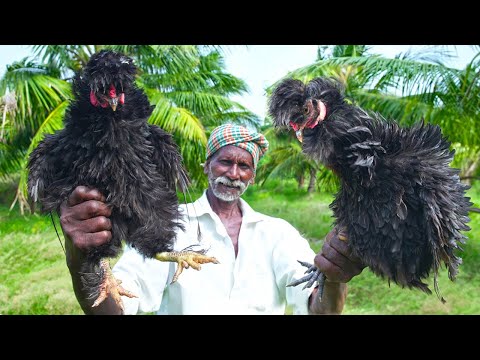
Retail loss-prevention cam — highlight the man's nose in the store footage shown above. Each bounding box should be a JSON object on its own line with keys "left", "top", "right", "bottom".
{"left": 226, "top": 164, "right": 240, "bottom": 180}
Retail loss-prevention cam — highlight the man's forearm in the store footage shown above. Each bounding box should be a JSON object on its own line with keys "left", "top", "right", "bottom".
{"left": 308, "top": 280, "right": 347, "bottom": 314}
{"left": 65, "top": 234, "right": 123, "bottom": 315}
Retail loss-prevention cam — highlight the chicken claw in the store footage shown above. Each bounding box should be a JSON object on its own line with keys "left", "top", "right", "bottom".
{"left": 287, "top": 260, "right": 326, "bottom": 301}
{"left": 155, "top": 245, "right": 220, "bottom": 283}
{"left": 91, "top": 259, "right": 138, "bottom": 311}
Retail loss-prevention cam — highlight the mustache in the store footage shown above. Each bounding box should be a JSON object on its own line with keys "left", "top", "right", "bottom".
{"left": 214, "top": 176, "right": 247, "bottom": 191}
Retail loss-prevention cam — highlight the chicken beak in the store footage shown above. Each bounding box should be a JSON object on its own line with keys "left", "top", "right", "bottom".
{"left": 290, "top": 121, "right": 305, "bottom": 142}
{"left": 295, "top": 123, "right": 307, "bottom": 143}
{"left": 109, "top": 97, "right": 119, "bottom": 112}
{"left": 296, "top": 129, "right": 304, "bottom": 143}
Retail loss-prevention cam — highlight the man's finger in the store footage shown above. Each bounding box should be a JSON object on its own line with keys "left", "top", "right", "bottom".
{"left": 328, "top": 234, "right": 352, "bottom": 257}
{"left": 329, "top": 235, "right": 363, "bottom": 264}
{"left": 77, "top": 231, "right": 112, "bottom": 251}
{"left": 73, "top": 200, "right": 112, "bottom": 220}
{"left": 321, "top": 241, "right": 352, "bottom": 270}
{"left": 314, "top": 253, "right": 344, "bottom": 281}
{"left": 67, "top": 186, "right": 106, "bottom": 207}
{"left": 324, "top": 229, "right": 335, "bottom": 243}
{"left": 79, "top": 216, "right": 112, "bottom": 233}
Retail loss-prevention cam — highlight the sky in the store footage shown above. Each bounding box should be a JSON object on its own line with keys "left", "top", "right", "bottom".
{"left": 1, "top": 45, "right": 477, "bottom": 119}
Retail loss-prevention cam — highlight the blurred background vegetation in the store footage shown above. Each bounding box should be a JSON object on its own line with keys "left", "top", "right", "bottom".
{"left": 1, "top": 45, "right": 479, "bottom": 314}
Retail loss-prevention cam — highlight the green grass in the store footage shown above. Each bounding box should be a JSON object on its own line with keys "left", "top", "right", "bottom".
{"left": 250, "top": 181, "right": 480, "bottom": 315}
{"left": 1, "top": 180, "right": 479, "bottom": 315}
{"left": 0, "top": 209, "right": 84, "bottom": 314}
{"left": 243, "top": 183, "right": 335, "bottom": 253}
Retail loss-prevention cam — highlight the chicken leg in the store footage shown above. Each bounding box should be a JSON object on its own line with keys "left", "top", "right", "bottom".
{"left": 156, "top": 245, "right": 220, "bottom": 284}
{"left": 91, "top": 259, "right": 138, "bottom": 311}
{"left": 287, "top": 228, "right": 348, "bottom": 300}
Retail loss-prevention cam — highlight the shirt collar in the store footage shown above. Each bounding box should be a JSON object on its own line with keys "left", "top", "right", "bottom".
{"left": 184, "top": 190, "right": 265, "bottom": 224}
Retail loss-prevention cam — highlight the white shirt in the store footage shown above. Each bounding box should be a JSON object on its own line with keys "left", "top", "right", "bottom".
{"left": 113, "top": 191, "right": 316, "bottom": 315}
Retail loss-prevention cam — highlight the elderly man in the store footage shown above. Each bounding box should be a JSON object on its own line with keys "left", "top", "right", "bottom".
{"left": 62, "top": 123, "right": 364, "bottom": 315}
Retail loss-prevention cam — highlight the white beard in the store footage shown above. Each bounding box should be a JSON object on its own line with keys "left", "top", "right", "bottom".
{"left": 208, "top": 174, "right": 250, "bottom": 202}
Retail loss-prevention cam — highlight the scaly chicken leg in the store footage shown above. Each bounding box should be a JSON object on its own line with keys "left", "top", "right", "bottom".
{"left": 91, "top": 246, "right": 219, "bottom": 310}
{"left": 156, "top": 245, "right": 220, "bottom": 284}
{"left": 91, "top": 259, "right": 137, "bottom": 311}
{"left": 287, "top": 228, "right": 347, "bottom": 300}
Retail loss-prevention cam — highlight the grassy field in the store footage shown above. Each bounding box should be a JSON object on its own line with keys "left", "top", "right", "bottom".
{"left": 1, "top": 180, "right": 479, "bottom": 315}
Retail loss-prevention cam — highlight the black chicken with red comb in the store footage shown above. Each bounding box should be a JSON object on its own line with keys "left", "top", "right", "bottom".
{"left": 268, "top": 76, "right": 472, "bottom": 303}
{"left": 27, "top": 50, "right": 218, "bottom": 311}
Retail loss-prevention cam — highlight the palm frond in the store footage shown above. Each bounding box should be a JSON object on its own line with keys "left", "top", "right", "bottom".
{"left": 26, "top": 101, "right": 69, "bottom": 152}
{"left": 0, "top": 142, "right": 25, "bottom": 180}
{"left": 1, "top": 61, "right": 71, "bottom": 130}
{"left": 450, "top": 143, "right": 480, "bottom": 172}
{"left": 1, "top": 44, "right": 265, "bottom": 201}
{"left": 204, "top": 110, "right": 261, "bottom": 129}
{"left": 332, "top": 45, "right": 372, "bottom": 58}
{"left": 32, "top": 45, "right": 96, "bottom": 75}
{"left": 352, "top": 89, "right": 436, "bottom": 125}
{"left": 143, "top": 46, "right": 200, "bottom": 75}
{"left": 316, "top": 164, "right": 340, "bottom": 193}
{"left": 140, "top": 49, "right": 248, "bottom": 97}
{"left": 148, "top": 93, "right": 207, "bottom": 144}
{"left": 16, "top": 101, "right": 69, "bottom": 203}
{"left": 165, "top": 90, "right": 258, "bottom": 120}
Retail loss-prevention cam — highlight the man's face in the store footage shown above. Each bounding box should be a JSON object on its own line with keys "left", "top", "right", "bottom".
{"left": 205, "top": 145, "right": 255, "bottom": 202}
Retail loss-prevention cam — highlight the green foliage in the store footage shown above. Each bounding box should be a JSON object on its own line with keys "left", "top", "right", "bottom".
{"left": 1, "top": 45, "right": 260, "bottom": 211}
{"left": 262, "top": 45, "right": 480, "bottom": 198}
{"left": 287, "top": 45, "right": 480, "bottom": 150}
{"left": 0, "top": 205, "right": 84, "bottom": 314}
{"left": 246, "top": 180, "right": 480, "bottom": 315}
{"left": 2, "top": 44, "right": 480, "bottom": 313}
{"left": 343, "top": 220, "right": 480, "bottom": 315}
{"left": 1, "top": 179, "right": 479, "bottom": 314}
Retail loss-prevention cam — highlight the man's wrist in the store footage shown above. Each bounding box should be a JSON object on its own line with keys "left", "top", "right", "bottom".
{"left": 64, "top": 233, "right": 86, "bottom": 270}
{"left": 308, "top": 281, "right": 347, "bottom": 314}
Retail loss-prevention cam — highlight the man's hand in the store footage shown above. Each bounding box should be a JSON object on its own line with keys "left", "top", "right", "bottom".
{"left": 314, "top": 228, "right": 365, "bottom": 283}
{"left": 308, "top": 228, "right": 366, "bottom": 314}
{"left": 60, "top": 185, "right": 112, "bottom": 255}
{"left": 61, "top": 186, "right": 124, "bottom": 314}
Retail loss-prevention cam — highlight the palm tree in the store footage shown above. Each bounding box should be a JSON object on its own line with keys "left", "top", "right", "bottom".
{"left": 0, "top": 45, "right": 259, "bottom": 213}
{"left": 256, "top": 126, "right": 339, "bottom": 194}
{"left": 260, "top": 45, "right": 480, "bottom": 191}
{"left": 259, "top": 45, "right": 371, "bottom": 192}
{"left": 290, "top": 45, "right": 480, "bottom": 173}
{"left": 0, "top": 57, "right": 71, "bottom": 213}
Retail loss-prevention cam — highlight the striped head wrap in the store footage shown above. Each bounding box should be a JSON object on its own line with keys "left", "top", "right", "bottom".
{"left": 206, "top": 123, "right": 269, "bottom": 168}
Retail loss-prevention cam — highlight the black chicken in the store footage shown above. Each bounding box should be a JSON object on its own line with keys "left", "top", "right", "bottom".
{"left": 268, "top": 76, "right": 472, "bottom": 303}
{"left": 28, "top": 50, "right": 218, "bottom": 311}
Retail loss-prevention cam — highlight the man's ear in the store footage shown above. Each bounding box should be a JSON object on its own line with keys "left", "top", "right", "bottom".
{"left": 203, "top": 160, "right": 209, "bottom": 175}
{"left": 249, "top": 176, "right": 255, "bottom": 185}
